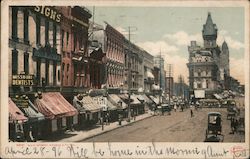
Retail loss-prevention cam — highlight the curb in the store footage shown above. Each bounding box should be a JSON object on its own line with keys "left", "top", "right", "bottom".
{"left": 75, "top": 114, "right": 154, "bottom": 142}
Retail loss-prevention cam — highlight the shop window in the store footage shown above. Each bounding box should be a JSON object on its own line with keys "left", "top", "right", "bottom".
{"left": 24, "top": 52, "right": 29, "bottom": 74}
{"left": 11, "top": 7, "right": 18, "bottom": 40}
{"left": 12, "top": 49, "right": 18, "bottom": 75}
{"left": 36, "top": 15, "right": 40, "bottom": 45}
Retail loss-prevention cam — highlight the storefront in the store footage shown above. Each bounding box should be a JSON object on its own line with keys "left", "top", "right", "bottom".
{"left": 108, "top": 94, "right": 127, "bottom": 119}
{"left": 12, "top": 95, "right": 45, "bottom": 141}
{"left": 33, "top": 92, "right": 78, "bottom": 136}
{"left": 9, "top": 98, "right": 28, "bottom": 142}
{"left": 80, "top": 96, "right": 102, "bottom": 127}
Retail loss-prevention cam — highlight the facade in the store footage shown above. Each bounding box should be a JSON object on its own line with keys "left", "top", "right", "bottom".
{"left": 187, "top": 12, "right": 230, "bottom": 98}
{"left": 143, "top": 50, "right": 154, "bottom": 93}
{"left": 124, "top": 39, "right": 144, "bottom": 92}
{"left": 9, "top": 6, "right": 62, "bottom": 95}
{"left": 90, "top": 22, "right": 125, "bottom": 89}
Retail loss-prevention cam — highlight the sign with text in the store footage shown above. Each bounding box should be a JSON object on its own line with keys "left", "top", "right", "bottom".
{"left": 12, "top": 75, "right": 34, "bottom": 86}
{"left": 12, "top": 98, "right": 29, "bottom": 108}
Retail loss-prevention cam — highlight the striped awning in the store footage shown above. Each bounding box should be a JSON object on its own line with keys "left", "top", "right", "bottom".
{"left": 81, "top": 96, "right": 102, "bottom": 113}
{"left": 9, "top": 98, "right": 28, "bottom": 123}
{"left": 19, "top": 100, "right": 45, "bottom": 121}
{"left": 34, "top": 92, "right": 78, "bottom": 119}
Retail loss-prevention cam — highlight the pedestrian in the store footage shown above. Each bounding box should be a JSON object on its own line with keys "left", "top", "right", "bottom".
{"left": 234, "top": 119, "right": 238, "bottom": 134}
{"left": 190, "top": 109, "right": 194, "bottom": 118}
{"left": 174, "top": 104, "right": 177, "bottom": 112}
{"left": 231, "top": 118, "right": 235, "bottom": 134}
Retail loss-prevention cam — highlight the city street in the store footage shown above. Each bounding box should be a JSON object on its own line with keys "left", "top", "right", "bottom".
{"left": 81, "top": 108, "right": 245, "bottom": 142}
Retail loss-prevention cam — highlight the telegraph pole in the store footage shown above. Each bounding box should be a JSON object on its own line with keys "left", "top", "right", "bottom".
{"left": 166, "top": 64, "right": 173, "bottom": 106}
{"left": 127, "top": 26, "right": 137, "bottom": 122}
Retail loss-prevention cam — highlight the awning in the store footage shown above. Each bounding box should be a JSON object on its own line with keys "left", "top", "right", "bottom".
{"left": 73, "top": 96, "right": 86, "bottom": 114}
{"left": 142, "top": 95, "right": 153, "bottom": 104}
{"left": 130, "top": 95, "right": 142, "bottom": 105}
{"left": 146, "top": 71, "right": 154, "bottom": 79}
{"left": 213, "top": 94, "right": 223, "bottom": 100}
{"left": 81, "top": 96, "right": 102, "bottom": 113}
{"left": 19, "top": 100, "right": 45, "bottom": 122}
{"left": 108, "top": 94, "right": 127, "bottom": 109}
{"left": 9, "top": 98, "right": 28, "bottom": 123}
{"left": 34, "top": 92, "right": 78, "bottom": 119}
{"left": 149, "top": 95, "right": 160, "bottom": 105}
{"left": 107, "top": 100, "right": 117, "bottom": 110}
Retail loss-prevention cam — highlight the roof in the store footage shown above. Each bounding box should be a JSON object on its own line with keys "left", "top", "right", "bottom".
{"left": 34, "top": 92, "right": 78, "bottom": 119}
{"left": 81, "top": 96, "right": 102, "bottom": 112}
{"left": 203, "top": 12, "right": 217, "bottom": 36}
{"left": 9, "top": 98, "right": 28, "bottom": 123}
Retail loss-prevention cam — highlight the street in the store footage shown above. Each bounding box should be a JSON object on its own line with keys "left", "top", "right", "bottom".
{"left": 81, "top": 108, "right": 245, "bottom": 142}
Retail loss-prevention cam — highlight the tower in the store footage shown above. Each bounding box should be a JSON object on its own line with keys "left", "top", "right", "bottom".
{"left": 221, "top": 41, "right": 230, "bottom": 76}
{"left": 202, "top": 12, "right": 218, "bottom": 48}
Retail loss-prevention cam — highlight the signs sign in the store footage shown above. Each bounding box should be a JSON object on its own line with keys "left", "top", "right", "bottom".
{"left": 34, "top": 6, "right": 62, "bottom": 23}
{"left": 12, "top": 75, "right": 34, "bottom": 86}
{"left": 12, "top": 98, "right": 29, "bottom": 108}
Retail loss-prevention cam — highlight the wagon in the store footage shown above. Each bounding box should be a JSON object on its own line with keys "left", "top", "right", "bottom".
{"left": 205, "top": 112, "right": 224, "bottom": 142}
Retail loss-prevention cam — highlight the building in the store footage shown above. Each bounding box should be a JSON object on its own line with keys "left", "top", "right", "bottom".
{"left": 124, "top": 39, "right": 144, "bottom": 92}
{"left": 9, "top": 6, "right": 62, "bottom": 95}
{"left": 165, "top": 76, "right": 174, "bottom": 98}
{"left": 89, "top": 22, "right": 125, "bottom": 89}
{"left": 187, "top": 12, "right": 231, "bottom": 98}
{"left": 9, "top": 6, "right": 79, "bottom": 140}
{"left": 154, "top": 55, "right": 165, "bottom": 91}
{"left": 143, "top": 50, "right": 154, "bottom": 93}
{"left": 57, "top": 6, "right": 92, "bottom": 102}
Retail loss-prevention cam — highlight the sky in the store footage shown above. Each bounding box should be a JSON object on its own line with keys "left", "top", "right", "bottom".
{"left": 87, "top": 6, "right": 245, "bottom": 84}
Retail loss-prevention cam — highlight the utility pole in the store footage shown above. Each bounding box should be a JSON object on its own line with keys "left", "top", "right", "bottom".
{"left": 166, "top": 64, "right": 173, "bottom": 106}
{"left": 127, "top": 26, "right": 137, "bottom": 122}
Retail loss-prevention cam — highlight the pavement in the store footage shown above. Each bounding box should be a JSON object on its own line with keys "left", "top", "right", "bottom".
{"left": 39, "top": 111, "right": 154, "bottom": 142}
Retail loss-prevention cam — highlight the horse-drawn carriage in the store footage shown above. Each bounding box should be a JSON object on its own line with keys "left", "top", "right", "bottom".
{"left": 205, "top": 112, "right": 224, "bottom": 142}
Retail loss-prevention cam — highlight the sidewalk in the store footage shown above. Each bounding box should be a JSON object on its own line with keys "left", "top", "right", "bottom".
{"left": 40, "top": 111, "right": 153, "bottom": 142}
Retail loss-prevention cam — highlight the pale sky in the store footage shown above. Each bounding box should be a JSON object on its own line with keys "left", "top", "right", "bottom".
{"left": 87, "top": 6, "right": 245, "bottom": 84}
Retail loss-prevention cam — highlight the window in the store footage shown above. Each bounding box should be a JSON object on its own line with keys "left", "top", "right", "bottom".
{"left": 24, "top": 52, "right": 29, "bottom": 74}
{"left": 57, "top": 70, "right": 60, "bottom": 82}
{"left": 73, "top": 32, "right": 77, "bottom": 51}
{"left": 45, "top": 60, "right": 49, "bottom": 85}
{"left": 67, "top": 64, "right": 69, "bottom": 72}
{"left": 36, "top": 59, "right": 41, "bottom": 85}
{"left": 53, "top": 61, "right": 56, "bottom": 85}
{"left": 45, "top": 20, "right": 49, "bottom": 45}
{"left": 11, "top": 7, "right": 18, "bottom": 40}
{"left": 66, "top": 32, "right": 69, "bottom": 46}
{"left": 197, "top": 83, "right": 202, "bottom": 88}
{"left": 53, "top": 24, "right": 57, "bottom": 48}
{"left": 12, "top": 49, "right": 18, "bottom": 75}
{"left": 23, "top": 9, "right": 29, "bottom": 44}
{"left": 36, "top": 15, "right": 40, "bottom": 45}
{"left": 61, "top": 29, "right": 64, "bottom": 49}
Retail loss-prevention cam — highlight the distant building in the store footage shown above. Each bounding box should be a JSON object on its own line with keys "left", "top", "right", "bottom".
{"left": 187, "top": 12, "right": 231, "bottom": 98}
{"left": 165, "top": 77, "right": 174, "bottom": 98}
{"left": 154, "top": 55, "right": 165, "bottom": 91}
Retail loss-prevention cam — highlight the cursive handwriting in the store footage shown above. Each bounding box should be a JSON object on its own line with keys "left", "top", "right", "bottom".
{"left": 3, "top": 143, "right": 239, "bottom": 158}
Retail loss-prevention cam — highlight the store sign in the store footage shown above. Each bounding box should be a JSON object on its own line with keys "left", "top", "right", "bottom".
{"left": 12, "top": 98, "right": 29, "bottom": 108}
{"left": 12, "top": 75, "right": 34, "bottom": 86}
{"left": 34, "top": 6, "right": 62, "bottom": 23}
